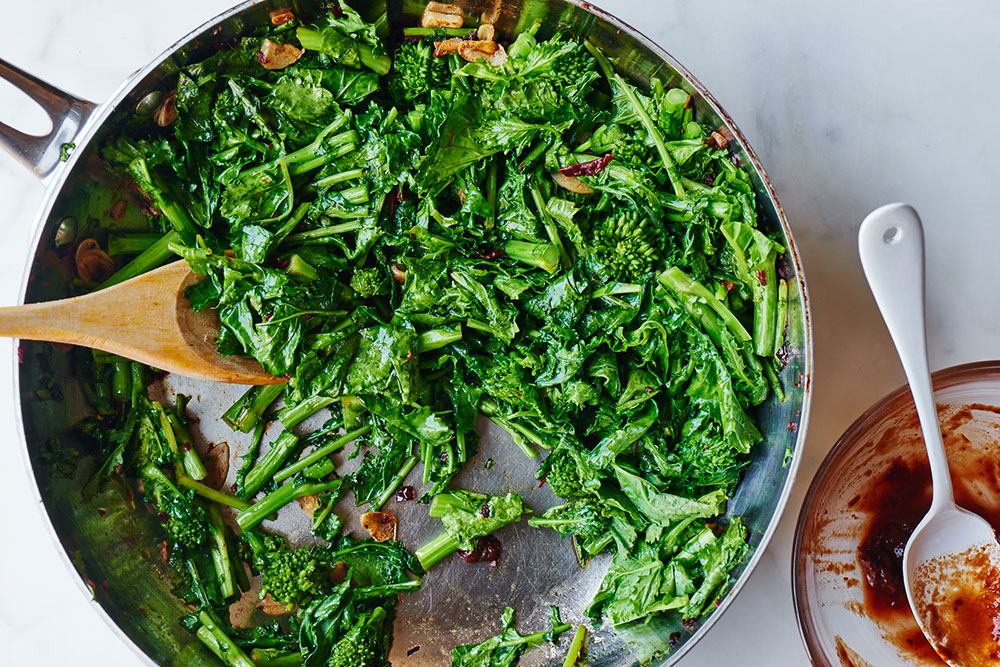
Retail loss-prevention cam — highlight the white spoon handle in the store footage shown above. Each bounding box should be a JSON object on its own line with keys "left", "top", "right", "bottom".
{"left": 858, "top": 203, "right": 954, "bottom": 509}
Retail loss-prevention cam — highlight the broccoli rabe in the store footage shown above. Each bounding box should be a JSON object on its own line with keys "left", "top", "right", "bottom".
{"left": 451, "top": 606, "right": 571, "bottom": 667}
{"left": 389, "top": 40, "right": 451, "bottom": 102}
{"left": 327, "top": 606, "right": 388, "bottom": 667}
{"left": 593, "top": 213, "right": 659, "bottom": 281}
{"left": 350, "top": 266, "right": 389, "bottom": 298}
{"left": 244, "top": 531, "right": 332, "bottom": 609}
{"left": 141, "top": 463, "right": 208, "bottom": 550}
{"left": 415, "top": 488, "right": 527, "bottom": 569}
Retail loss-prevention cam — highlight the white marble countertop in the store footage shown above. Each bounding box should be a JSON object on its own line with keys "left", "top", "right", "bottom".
{"left": 1, "top": 1, "right": 997, "bottom": 665}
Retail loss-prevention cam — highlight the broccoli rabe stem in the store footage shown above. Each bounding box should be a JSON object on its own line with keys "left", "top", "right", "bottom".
{"left": 416, "top": 326, "right": 463, "bottom": 353}
{"left": 312, "top": 167, "right": 365, "bottom": 190}
{"left": 107, "top": 232, "right": 160, "bottom": 256}
{"left": 223, "top": 384, "right": 284, "bottom": 433}
{"left": 207, "top": 504, "right": 236, "bottom": 599}
{"left": 241, "top": 431, "right": 301, "bottom": 500}
{"left": 157, "top": 399, "right": 208, "bottom": 481}
{"left": 98, "top": 230, "right": 182, "bottom": 289}
{"left": 278, "top": 396, "right": 336, "bottom": 430}
{"left": 195, "top": 610, "right": 255, "bottom": 667}
{"left": 414, "top": 530, "right": 460, "bottom": 570}
{"left": 249, "top": 648, "right": 304, "bottom": 666}
{"left": 504, "top": 240, "right": 560, "bottom": 274}
{"left": 528, "top": 185, "right": 571, "bottom": 269}
{"left": 283, "top": 220, "right": 361, "bottom": 246}
{"left": 402, "top": 26, "right": 471, "bottom": 37}
{"left": 176, "top": 474, "right": 250, "bottom": 511}
{"left": 370, "top": 455, "right": 419, "bottom": 511}
{"left": 236, "top": 478, "right": 345, "bottom": 532}
{"left": 296, "top": 27, "right": 391, "bottom": 75}
{"left": 273, "top": 424, "right": 369, "bottom": 483}
{"left": 562, "top": 625, "right": 588, "bottom": 666}
{"left": 111, "top": 359, "right": 130, "bottom": 403}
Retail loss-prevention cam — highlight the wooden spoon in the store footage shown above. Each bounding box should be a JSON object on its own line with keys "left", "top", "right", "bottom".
{"left": 0, "top": 260, "right": 282, "bottom": 385}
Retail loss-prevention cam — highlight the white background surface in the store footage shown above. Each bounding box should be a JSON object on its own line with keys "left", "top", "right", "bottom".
{"left": 0, "top": 1, "right": 998, "bottom": 665}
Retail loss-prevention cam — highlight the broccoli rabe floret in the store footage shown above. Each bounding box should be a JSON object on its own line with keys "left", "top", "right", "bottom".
{"left": 593, "top": 213, "right": 659, "bottom": 281}
{"left": 245, "top": 531, "right": 332, "bottom": 609}
{"left": 350, "top": 266, "right": 389, "bottom": 298}
{"left": 389, "top": 40, "right": 451, "bottom": 102}
{"left": 327, "top": 606, "right": 388, "bottom": 667}
{"left": 527, "top": 499, "right": 609, "bottom": 544}
{"left": 540, "top": 447, "right": 601, "bottom": 499}
{"left": 142, "top": 463, "right": 209, "bottom": 550}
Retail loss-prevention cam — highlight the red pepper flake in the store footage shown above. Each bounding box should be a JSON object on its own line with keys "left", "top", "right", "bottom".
{"left": 787, "top": 421, "right": 798, "bottom": 433}
{"left": 479, "top": 502, "right": 492, "bottom": 518}
{"left": 108, "top": 199, "right": 128, "bottom": 222}
{"left": 756, "top": 270, "right": 768, "bottom": 286}
{"left": 558, "top": 153, "right": 614, "bottom": 177}
{"left": 722, "top": 280, "right": 735, "bottom": 292}
{"left": 97, "top": 508, "right": 107, "bottom": 517}
{"left": 17, "top": 346, "right": 23, "bottom": 364}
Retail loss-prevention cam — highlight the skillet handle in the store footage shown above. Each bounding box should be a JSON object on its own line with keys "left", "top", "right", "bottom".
{"left": 0, "top": 58, "right": 96, "bottom": 179}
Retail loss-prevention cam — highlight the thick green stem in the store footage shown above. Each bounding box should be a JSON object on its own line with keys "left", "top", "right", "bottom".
{"left": 108, "top": 232, "right": 160, "bottom": 256}
{"left": 241, "top": 431, "right": 300, "bottom": 499}
{"left": 273, "top": 424, "right": 368, "bottom": 483}
{"left": 562, "top": 625, "right": 588, "bottom": 666}
{"left": 528, "top": 184, "right": 570, "bottom": 269}
{"left": 236, "top": 478, "right": 344, "bottom": 532}
{"left": 505, "top": 240, "right": 559, "bottom": 274}
{"left": 417, "top": 325, "right": 463, "bottom": 353}
{"left": 223, "top": 384, "right": 284, "bottom": 433}
{"left": 278, "top": 395, "right": 336, "bottom": 430}
{"left": 99, "top": 230, "right": 181, "bottom": 289}
{"left": 196, "top": 611, "right": 255, "bottom": 667}
{"left": 415, "top": 530, "right": 460, "bottom": 570}
{"left": 370, "top": 456, "right": 418, "bottom": 511}
{"left": 207, "top": 504, "right": 235, "bottom": 599}
{"left": 176, "top": 474, "right": 250, "bottom": 511}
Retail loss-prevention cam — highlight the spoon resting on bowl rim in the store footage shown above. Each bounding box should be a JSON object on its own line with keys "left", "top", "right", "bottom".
{"left": 860, "top": 202, "right": 1000, "bottom": 666}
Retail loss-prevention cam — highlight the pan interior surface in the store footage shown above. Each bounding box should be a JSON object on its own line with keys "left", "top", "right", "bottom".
{"left": 15, "top": 1, "right": 810, "bottom": 665}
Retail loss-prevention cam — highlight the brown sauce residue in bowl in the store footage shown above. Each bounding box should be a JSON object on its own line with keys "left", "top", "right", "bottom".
{"left": 912, "top": 545, "right": 1000, "bottom": 666}
{"left": 854, "top": 403, "right": 1000, "bottom": 664}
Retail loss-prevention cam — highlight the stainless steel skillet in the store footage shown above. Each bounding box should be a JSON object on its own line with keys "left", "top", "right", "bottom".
{"left": 1, "top": 1, "right": 812, "bottom": 664}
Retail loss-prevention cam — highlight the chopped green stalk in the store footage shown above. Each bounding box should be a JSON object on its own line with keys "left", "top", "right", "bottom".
{"left": 370, "top": 455, "right": 418, "bottom": 511}
{"left": 775, "top": 277, "right": 789, "bottom": 353}
{"left": 504, "top": 240, "right": 560, "bottom": 274}
{"left": 417, "top": 325, "right": 463, "bottom": 353}
{"left": 414, "top": 531, "right": 458, "bottom": 570}
{"left": 99, "top": 230, "right": 181, "bottom": 289}
{"left": 528, "top": 184, "right": 570, "bottom": 268}
{"left": 296, "top": 27, "right": 391, "bottom": 75}
{"left": 195, "top": 610, "right": 255, "bottom": 667}
{"left": 176, "top": 474, "right": 250, "bottom": 511}
{"left": 479, "top": 398, "right": 541, "bottom": 458}
{"left": 241, "top": 431, "right": 300, "bottom": 499}
{"left": 562, "top": 625, "right": 588, "bottom": 667}
{"left": 111, "top": 359, "right": 131, "bottom": 403}
{"left": 107, "top": 232, "right": 161, "bottom": 256}
{"left": 286, "top": 254, "right": 319, "bottom": 282}
{"left": 128, "top": 159, "right": 199, "bottom": 238}
{"left": 283, "top": 220, "right": 361, "bottom": 245}
{"left": 485, "top": 155, "right": 499, "bottom": 228}
{"left": 658, "top": 267, "right": 752, "bottom": 342}
{"left": 223, "top": 384, "right": 284, "bottom": 433}
{"left": 169, "top": 406, "right": 208, "bottom": 481}
{"left": 207, "top": 504, "right": 236, "bottom": 599}
{"left": 591, "top": 282, "right": 642, "bottom": 299}
{"left": 236, "top": 478, "right": 345, "bottom": 532}
{"left": 312, "top": 167, "right": 365, "bottom": 190}
{"left": 402, "top": 26, "right": 471, "bottom": 37}
{"left": 249, "top": 648, "right": 304, "bottom": 666}
{"left": 273, "top": 424, "right": 368, "bottom": 483}
{"left": 278, "top": 395, "right": 336, "bottom": 430}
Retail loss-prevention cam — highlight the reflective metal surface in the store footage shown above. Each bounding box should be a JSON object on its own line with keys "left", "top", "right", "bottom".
{"left": 6, "top": 1, "right": 812, "bottom": 664}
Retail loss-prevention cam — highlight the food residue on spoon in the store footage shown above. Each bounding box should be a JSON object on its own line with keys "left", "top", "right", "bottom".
{"left": 912, "top": 543, "right": 1000, "bottom": 666}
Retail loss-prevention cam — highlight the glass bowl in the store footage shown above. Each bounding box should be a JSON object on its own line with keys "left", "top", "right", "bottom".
{"left": 793, "top": 361, "right": 1000, "bottom": 666}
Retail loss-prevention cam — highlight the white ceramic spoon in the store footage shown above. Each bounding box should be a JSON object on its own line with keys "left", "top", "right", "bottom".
{"left": 860, "top": 202, "right": 1000, "bottom": 666}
